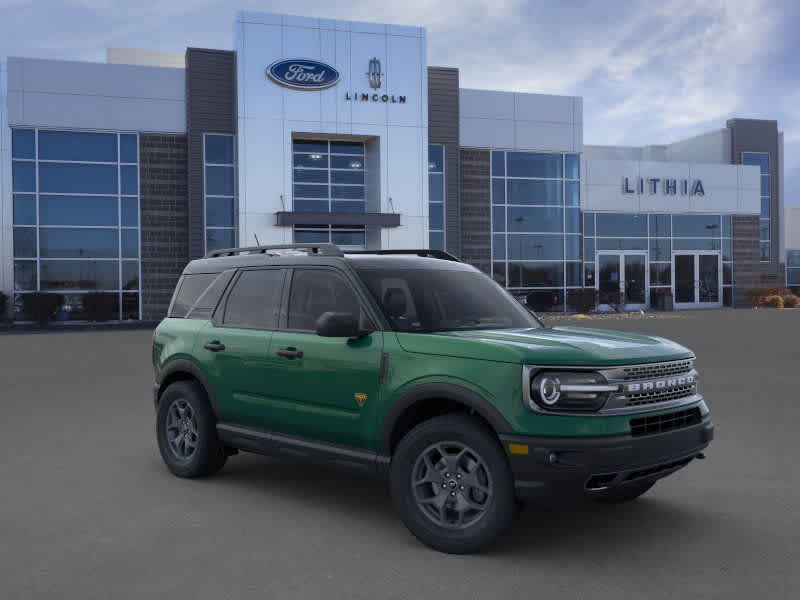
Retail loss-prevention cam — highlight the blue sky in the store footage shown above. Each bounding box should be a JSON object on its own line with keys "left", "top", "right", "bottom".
{"left": 2, "top": 0, "right": 798, "bottom": 204}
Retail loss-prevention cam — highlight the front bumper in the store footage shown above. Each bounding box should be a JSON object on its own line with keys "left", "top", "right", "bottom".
{"left": 499, "top": 416, "right": 714, "bottom": 504}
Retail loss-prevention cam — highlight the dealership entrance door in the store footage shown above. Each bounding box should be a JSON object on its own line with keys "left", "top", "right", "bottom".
{"left": 596, "top": 252, "right": 648, "bottom": 311}
{"left": 672, "top": 252, "right": 722, "bottom": 309}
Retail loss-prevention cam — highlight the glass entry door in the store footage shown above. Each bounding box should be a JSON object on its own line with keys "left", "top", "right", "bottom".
{"left": 673, "top": 252, "right": 721, "bottom": 308}
{"left": 596, "top": 252, "right": 648, "bottom": 310}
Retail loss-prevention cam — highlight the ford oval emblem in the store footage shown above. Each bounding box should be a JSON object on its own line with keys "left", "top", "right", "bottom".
{"left": 266, "top": 59, "right": 340, "bottom": 90}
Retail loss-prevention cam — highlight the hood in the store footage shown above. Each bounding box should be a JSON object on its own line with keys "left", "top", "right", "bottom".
{"left": 395, "top": 326, "right": 693, "bottom": 366}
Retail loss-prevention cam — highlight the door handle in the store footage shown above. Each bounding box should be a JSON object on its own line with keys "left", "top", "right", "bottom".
{"left": 203, "top": 341, "right": 226, "bottom": 352}
{"left": 276, "top": 348, "right": 304, "bottom": 359}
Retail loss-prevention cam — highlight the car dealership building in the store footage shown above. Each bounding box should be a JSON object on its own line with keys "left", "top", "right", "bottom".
{"left": 0, "top": 11, "right": 793, "bottom": 320}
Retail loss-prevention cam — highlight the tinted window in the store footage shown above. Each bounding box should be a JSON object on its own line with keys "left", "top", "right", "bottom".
{"left": 596, "top": 213, "right": 647, "bottom": 237}
{"left": 287, "top": 269, "right": 363, "bottom": 331}
{"left": 223, "top": 269, "right": 284, "bottom": 329}
{"left": 506, "top": 180, "right": 562, "bottom": 205}
{"left": 205, "top": 135, "right": 234, "bottom": 164}
{"left": 187, "top": 271, "right": 234, "bottom": 319}
{"left": 39, "top": 228, "right": 118, "bottom": 258}
{"left": 40, "top": 195, "right": 118, "bottom": 226}
{"left": 38, "top": 131, "right": 117, "bottom": 162}
{"left": 170, "top": 273, "right": 218, "bottom": 318}
{"left": 12, "top": 129, "right": 35, "bottom": 159}
{"left": 673, "top": 215, "right": 721, "bottom": 237}
{"left": 120, "top": 134, "right": 138, "bottom": 163}
{"left": 357, "top": 268, "right": 540, "bottom": 333}
{"left": 13, "top": 194, "right": 36, "bottom": 225}
{"left": 40, "top": 260, "right": 119, "bottom": 290}
{"left": 39, "top": 163, "right": 118, "bottom": 194}
{"left": 507, "top": 152, "right": 562, "bottom": 178}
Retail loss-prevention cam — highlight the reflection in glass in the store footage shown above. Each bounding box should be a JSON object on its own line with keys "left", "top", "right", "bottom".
{"left": 40, "top": 228, "right": 118, "bottom": 258}
{"left": 40, "top": 260, "right": 119, "bottom": 290}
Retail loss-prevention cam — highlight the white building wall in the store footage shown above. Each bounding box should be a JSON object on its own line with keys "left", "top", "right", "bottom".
{"left": 582, "top": 158, "right": 761, "bottom": 215}
{"left": 235, "top": 11, "right": 428, "bottom": 248}
{"left": 785, "top": 206, "right": 800, "bottom": 250}
{"left": 7, "top": 57, "right": 185, "bottom": 132}
{"left": 106, "top": 48, "right": 186, "bottom": 69}
{"left": 459, "top": 89, "right": 582, "bottom": 152}
{"left": 586, "top": 129, "right": 731, "bottom": 165}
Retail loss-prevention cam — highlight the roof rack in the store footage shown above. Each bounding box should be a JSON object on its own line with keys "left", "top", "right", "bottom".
{"left": 204, "top": 243, "right": 344, "bottom": 258}
{"left": 345, "top": 249, "right": 460, "bottom": 262}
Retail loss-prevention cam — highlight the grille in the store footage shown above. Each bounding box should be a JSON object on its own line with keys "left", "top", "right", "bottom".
{"left": 621, "top": 360, "right": 693, "bottom": 381}
{"left": 629, "top": 407, "right": 702, "bottom": 437}
{"left": 625, "top": 384, "right": 696, "bottom": 407}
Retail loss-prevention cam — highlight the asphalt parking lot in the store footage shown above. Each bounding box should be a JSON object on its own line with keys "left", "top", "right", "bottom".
{"left": 1, "top": 309, "right": 798, "bottom": 599}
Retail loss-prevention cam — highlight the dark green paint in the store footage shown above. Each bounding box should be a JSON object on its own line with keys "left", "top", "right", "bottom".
{"left": 155, "top": 318, "right": 702, "bottom": 451}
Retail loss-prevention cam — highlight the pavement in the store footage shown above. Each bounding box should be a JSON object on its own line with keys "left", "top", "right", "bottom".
{"left": 1, "top": 309, "right": 798, "bottom": 599}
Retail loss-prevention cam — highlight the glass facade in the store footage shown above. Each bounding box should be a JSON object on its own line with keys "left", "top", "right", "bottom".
{"left": 428, "top": 144, "right": 445, "bottom": 250}
{"left": 204, "top": 134, "right": 237, "bottom": 253}
{"left": 584, "top": 213, "right": 734, "bottom": 307}
{"left": 291, "top": 139, "right": 366, "bottom": 248}
{"left": 788, "top": 250, "right": 800, "bottom": 288}
{"left": 11, "top": 128, "right": 141, "bottom": 320}
{"left": 491, "top": 150, "right": 580, "bottom": 311}
{"left": 742, "top": 152, "right": 771, "bottom": 261}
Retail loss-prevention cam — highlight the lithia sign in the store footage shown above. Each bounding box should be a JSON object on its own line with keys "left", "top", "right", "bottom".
{"left": 623, "top": 176, "right": 705, "bottom": 196}
{"left": 267, "top": 57, "right": 407, "bottom": 103}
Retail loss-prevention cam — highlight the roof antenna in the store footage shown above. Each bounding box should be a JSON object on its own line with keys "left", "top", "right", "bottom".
{"left": 254, "top": 233, "right": 262, "bottom": 247}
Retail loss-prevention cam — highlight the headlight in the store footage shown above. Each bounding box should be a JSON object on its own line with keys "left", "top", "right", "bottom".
{"left": 527, "top": 371, "right": 619, "bottom": 412}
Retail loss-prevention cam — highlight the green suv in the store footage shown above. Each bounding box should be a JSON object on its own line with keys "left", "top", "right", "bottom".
{"left": 152, "top": 244, "right": 713, "bottom": 554}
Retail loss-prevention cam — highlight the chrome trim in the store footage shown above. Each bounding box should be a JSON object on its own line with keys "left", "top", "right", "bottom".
{"left": 522, "top": 359, "right": 701, "bottom": 417}
{"left": 560, "top": 384, "right": 619, "bottom": 392}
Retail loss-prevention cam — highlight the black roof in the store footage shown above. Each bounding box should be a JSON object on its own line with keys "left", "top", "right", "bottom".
{"left": 183, "top": 244, "right": 476, "bottom": 275}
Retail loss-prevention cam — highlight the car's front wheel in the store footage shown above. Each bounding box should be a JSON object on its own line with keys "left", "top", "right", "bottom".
{"left": 156, "top": 380, "right": 227, "bottom": 478}
{"left": 390, "top": 414, "right": 518, "bottom": 554}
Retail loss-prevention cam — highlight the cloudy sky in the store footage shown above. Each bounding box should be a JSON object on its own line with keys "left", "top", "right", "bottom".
{"left": 2, "top": 0, "right": 798, "bottom": 204}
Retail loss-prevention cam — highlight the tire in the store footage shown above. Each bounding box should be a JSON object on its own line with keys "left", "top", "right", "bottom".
{"left": 390, "top": 414, "right": 518, "bottom": 554}
{"left": 156, "top": 380, "right": 227, "bottom": 478}
{"left": 593, "top": 481, "right": 654, "bottom": 504}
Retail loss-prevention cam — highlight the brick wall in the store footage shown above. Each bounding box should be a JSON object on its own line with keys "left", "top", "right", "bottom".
{"left": 459, "top": 149, "right": 491, "bottom": 274}
{"left": 139, "top": 134, "right": 189, "bottom": 321}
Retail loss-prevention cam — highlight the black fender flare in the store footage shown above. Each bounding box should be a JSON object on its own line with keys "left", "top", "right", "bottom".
{"left": 379, "top": 383, "right": 512, "bottom": 454}
{"left": 156, "top": 359, "right": 219, "bottom": 418}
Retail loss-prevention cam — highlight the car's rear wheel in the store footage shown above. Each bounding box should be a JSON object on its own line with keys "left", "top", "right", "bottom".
{"left": 156, "top": 380, "right": 227, "bottom": 478}
{"left": 592, "top": 481, "right": 654, "bottom": 503}
{"left": 390, "top": 414, "right": 517, "bottom": 554}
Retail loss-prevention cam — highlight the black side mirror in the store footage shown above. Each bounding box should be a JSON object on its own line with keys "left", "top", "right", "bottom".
{"left": 315, "top": 312, "right": 371, "bottom": 338}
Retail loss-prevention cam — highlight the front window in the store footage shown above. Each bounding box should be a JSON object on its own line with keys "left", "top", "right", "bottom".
{"left": 204, "top": 134, "right": 237, "bottom": 253}
{"left": 291, "top": 139, "right": 366, "bottom": 248}
{"left": 741, "top": 152, "right": 770, "bottom": 261}
{"left": 11, "top": 128, "right": 141, "bottom": 320}
{"left": 490, "top": 150, "right": 581, "bottom": 312}
{"left": 356, "top": 268, "right": 541, "bottom": 333}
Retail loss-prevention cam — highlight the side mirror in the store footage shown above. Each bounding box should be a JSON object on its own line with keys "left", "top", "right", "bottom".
{"left": 315, "top": 312, "right": 371, "bottom": 338}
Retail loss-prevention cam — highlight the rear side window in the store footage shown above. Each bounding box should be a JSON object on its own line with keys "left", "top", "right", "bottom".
{"left": 222, "top": 269, "right": 284, "bottom": 329}
{"left": 286, "top": 269, "right": 365, "bottom": 331}
{"left": 169, "top": 273, "right": 217, "bottom": 318}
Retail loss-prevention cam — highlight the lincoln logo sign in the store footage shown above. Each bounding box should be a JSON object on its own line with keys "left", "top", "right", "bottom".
{"left": 266, "top": 59, "right": 340, "bottom": 90}
{"left": 623, "top": 176, "right": 705, "bottom": 196}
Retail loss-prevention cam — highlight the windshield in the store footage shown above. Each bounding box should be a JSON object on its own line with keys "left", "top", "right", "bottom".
{"left": 356, "top": 268, "right": 541, "bottom": 333}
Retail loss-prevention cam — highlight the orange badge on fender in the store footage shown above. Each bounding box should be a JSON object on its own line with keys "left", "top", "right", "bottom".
{"left": 354, "top": 393, "right": 368, "bottom": 407}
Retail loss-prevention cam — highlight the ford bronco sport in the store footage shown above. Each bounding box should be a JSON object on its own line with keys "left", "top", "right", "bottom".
{"left": 152, "top": 244, "right": 713, "bottom": 554}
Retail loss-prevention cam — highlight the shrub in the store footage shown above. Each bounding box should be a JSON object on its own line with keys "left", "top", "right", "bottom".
{"left": 21, "top": 293, "right": 64, "bottom": 324}
{"left": 82, "top": 292, "right": 118, "bottom": 322}
{"left": 782, "top": 294, "right": 799, "bottom": 308}
{"left": 747, "top": 287, "right": 790, "bottom": 307}
{"left": 762, "top": 295, "right": 784, "bottom": 309}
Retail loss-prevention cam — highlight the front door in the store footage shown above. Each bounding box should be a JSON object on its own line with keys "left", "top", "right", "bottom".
{"left": 263, "top": 267, "right": 383, "bottom": 448}
{"left": 672, "top": 252, "right": 721, "bottom": 309}
{"left": 596, "top": 252, "right": 648, "bottom": 310}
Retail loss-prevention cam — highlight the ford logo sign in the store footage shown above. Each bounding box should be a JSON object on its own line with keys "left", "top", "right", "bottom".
{"left": 267, "top": 59, "right": 340, "bottom": 90}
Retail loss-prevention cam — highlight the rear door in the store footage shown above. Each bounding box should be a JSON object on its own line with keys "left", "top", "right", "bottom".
{"left": 262, "top": 267, "right": 384, "bottom": 448}
{"left": 196, "top": 267, "right": 286, "bottom": 426}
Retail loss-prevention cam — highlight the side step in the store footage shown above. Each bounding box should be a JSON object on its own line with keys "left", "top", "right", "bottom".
{"left": 216, "top": 423, "right": 390, "bottom": 478}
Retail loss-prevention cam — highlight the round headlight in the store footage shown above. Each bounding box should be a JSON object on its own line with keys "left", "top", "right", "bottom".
{"left": 536, "top": 375, "right": 561, "bottom": 405}
{"left": 528, "top": 370, "right": 617, "bottom": 412}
